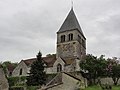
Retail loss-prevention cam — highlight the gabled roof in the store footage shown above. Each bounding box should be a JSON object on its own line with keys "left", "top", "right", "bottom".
{"left": 58, "top": 8, "right": 83, "bottom": 35}
{"left": 22, "top": 56, "right": 56, "bottom": 67}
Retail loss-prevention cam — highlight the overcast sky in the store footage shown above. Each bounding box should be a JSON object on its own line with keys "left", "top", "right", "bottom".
{"left": 0, "top": 0, "right": 120, "bottom": 62}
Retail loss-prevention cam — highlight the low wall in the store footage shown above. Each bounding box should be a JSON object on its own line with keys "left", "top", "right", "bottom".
{"left": 0, "top": 68, "right": 9, "bottom": 90}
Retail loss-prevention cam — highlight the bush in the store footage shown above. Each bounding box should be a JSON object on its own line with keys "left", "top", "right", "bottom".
{"left": 26, "top": 86, "right": 39, "bottom": 90}
{"left": 8, "top": 77, "right": 19, "bottom": 87}
{"left": 8, "top": 76, "right": 26, "bottom": 87}
{"left": 9, "top": 86, "right": 24, "bottom": 90}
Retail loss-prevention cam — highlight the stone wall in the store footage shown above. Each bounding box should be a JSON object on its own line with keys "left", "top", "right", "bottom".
{"left": 99, "top": 77, "right": 120, "bottom": 85}
{"left": 57, "top": 41, "right": 76, "bottom": 58}
{"left": 0, "top": 68, "right": 9, "bottom": 90}
{"left": 43, "top": 73, "right": 86, "bottom": 90}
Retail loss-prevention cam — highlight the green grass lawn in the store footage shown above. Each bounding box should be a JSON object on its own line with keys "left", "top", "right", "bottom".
{"left": 85, "top": 85, "right": 120, "bottom": 90}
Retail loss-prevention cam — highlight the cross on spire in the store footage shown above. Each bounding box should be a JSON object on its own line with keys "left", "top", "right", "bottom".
{"left": 71, "top": 0, "right": 73, "bottom": 9}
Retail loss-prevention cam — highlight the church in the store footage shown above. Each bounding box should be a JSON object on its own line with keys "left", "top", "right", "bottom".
{"left": 12, "top": 7, "right": 86, "bottom": 77}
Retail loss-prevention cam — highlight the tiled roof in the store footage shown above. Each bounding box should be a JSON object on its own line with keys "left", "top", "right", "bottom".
{"left": 22, "top": 58, "right": 36, "bottom": 66}
{"left": 22, "top": 56, "right": 56, "bottom": 67}
{"left": 43, "top": 56, "right": 56, "bottom": 67}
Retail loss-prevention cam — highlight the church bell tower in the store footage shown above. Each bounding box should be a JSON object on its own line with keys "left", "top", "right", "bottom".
{"left": 56, "top": 8, "right": 86, "bottom": 60}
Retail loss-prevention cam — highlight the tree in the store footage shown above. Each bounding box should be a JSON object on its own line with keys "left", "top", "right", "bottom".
{"left": 46, "top": 54, "right": 56, "bottom": 57}
{"left": 80, "top": 54, "right": 97, "bottom": 85}
{"left": 106, "top": 58, "right": 120, "bottom": 85}
{"left": 27, "top": 51, "right": 46, "bottom": 86}
{"left": 1, "top": 61, "right": 18, "bottom": 76}
{"left": 80, "top": 54, "right": 107, "bottom": 85}
{"left": 97, "top": 55, "right": 107, "bottom": 77}
{"left": 111, "top": 65, "right": 120, "bottom": 85}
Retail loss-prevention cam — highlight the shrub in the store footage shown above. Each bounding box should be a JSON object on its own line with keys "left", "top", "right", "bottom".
{"left": 8, "top": 76, "right": 26, "bottom": 87}
{"left": 9, "top": 86, "right": 24, "bottom": 90}
{"left": 26, "top": 86, "right": 39, "bottom": 90}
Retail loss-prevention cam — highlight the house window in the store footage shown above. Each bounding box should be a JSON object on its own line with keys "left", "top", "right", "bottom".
{"left": 68, "top": 33, "right": 73, "bottom": 41}
{"left": 61, "top": 35, "right": 65, "bottom": 42}
{"left": 57, "top": 64, "right": 62, "bottom": 72}
{"left": 19, "top": 68, "right": 22, "bottom": 75}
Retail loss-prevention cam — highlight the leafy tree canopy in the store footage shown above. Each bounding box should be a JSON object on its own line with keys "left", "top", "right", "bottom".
{"left": 80, "top": 54, "right": 120, "bottom": 85}
{"left": 80, "top": 54, "right": 107, "bottom": 85}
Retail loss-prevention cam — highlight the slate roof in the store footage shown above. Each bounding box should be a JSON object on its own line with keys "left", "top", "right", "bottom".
{"left": 22, "top": 56, "right": 56, "bottom": 67}
{"left": 58, "top": 8, "right": 83, "bottom": 35}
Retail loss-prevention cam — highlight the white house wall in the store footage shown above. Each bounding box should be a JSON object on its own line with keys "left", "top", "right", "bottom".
{"left": 12, "top": 61, "right": 29, "bottom": 77}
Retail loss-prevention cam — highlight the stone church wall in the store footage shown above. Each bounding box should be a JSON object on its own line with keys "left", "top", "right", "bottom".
{"left": 57, "top": 30, "right": 86, "bottom": 59}
{"left": 57, "top": 30, "right": 78, "bottom": 58}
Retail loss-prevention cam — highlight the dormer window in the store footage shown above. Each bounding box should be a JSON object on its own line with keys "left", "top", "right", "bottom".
{"left": 68, "top": 33, "right": 73, "bottom": 41}
{"left": 61, "top": 35, "right": 65, "bottom": 42}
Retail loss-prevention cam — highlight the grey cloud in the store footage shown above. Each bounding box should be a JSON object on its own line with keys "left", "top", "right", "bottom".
{"left": 0, "top": 0, "right": 120, "bottom": 62}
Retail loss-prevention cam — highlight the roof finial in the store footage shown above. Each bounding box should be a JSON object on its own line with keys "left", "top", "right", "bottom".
{"left": 71, "top": 0, "right": 73, "bottom": 9}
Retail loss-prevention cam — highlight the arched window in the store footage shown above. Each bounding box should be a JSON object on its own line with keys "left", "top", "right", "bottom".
{"left": 68, "top": 33, "right": 73, "bottom": 41}
{"left": 61, "top": 35, "right": 65, "bottom": 42}
{"left": 19, "top": 68, "right": 22, "bottom": 75}
{"left": 57, "top": 64, "right": 62, "bottom": 72}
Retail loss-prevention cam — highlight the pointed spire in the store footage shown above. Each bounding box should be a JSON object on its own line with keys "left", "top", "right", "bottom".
{"left": 58, "top": 8, "right": 83, "bottom": 35}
